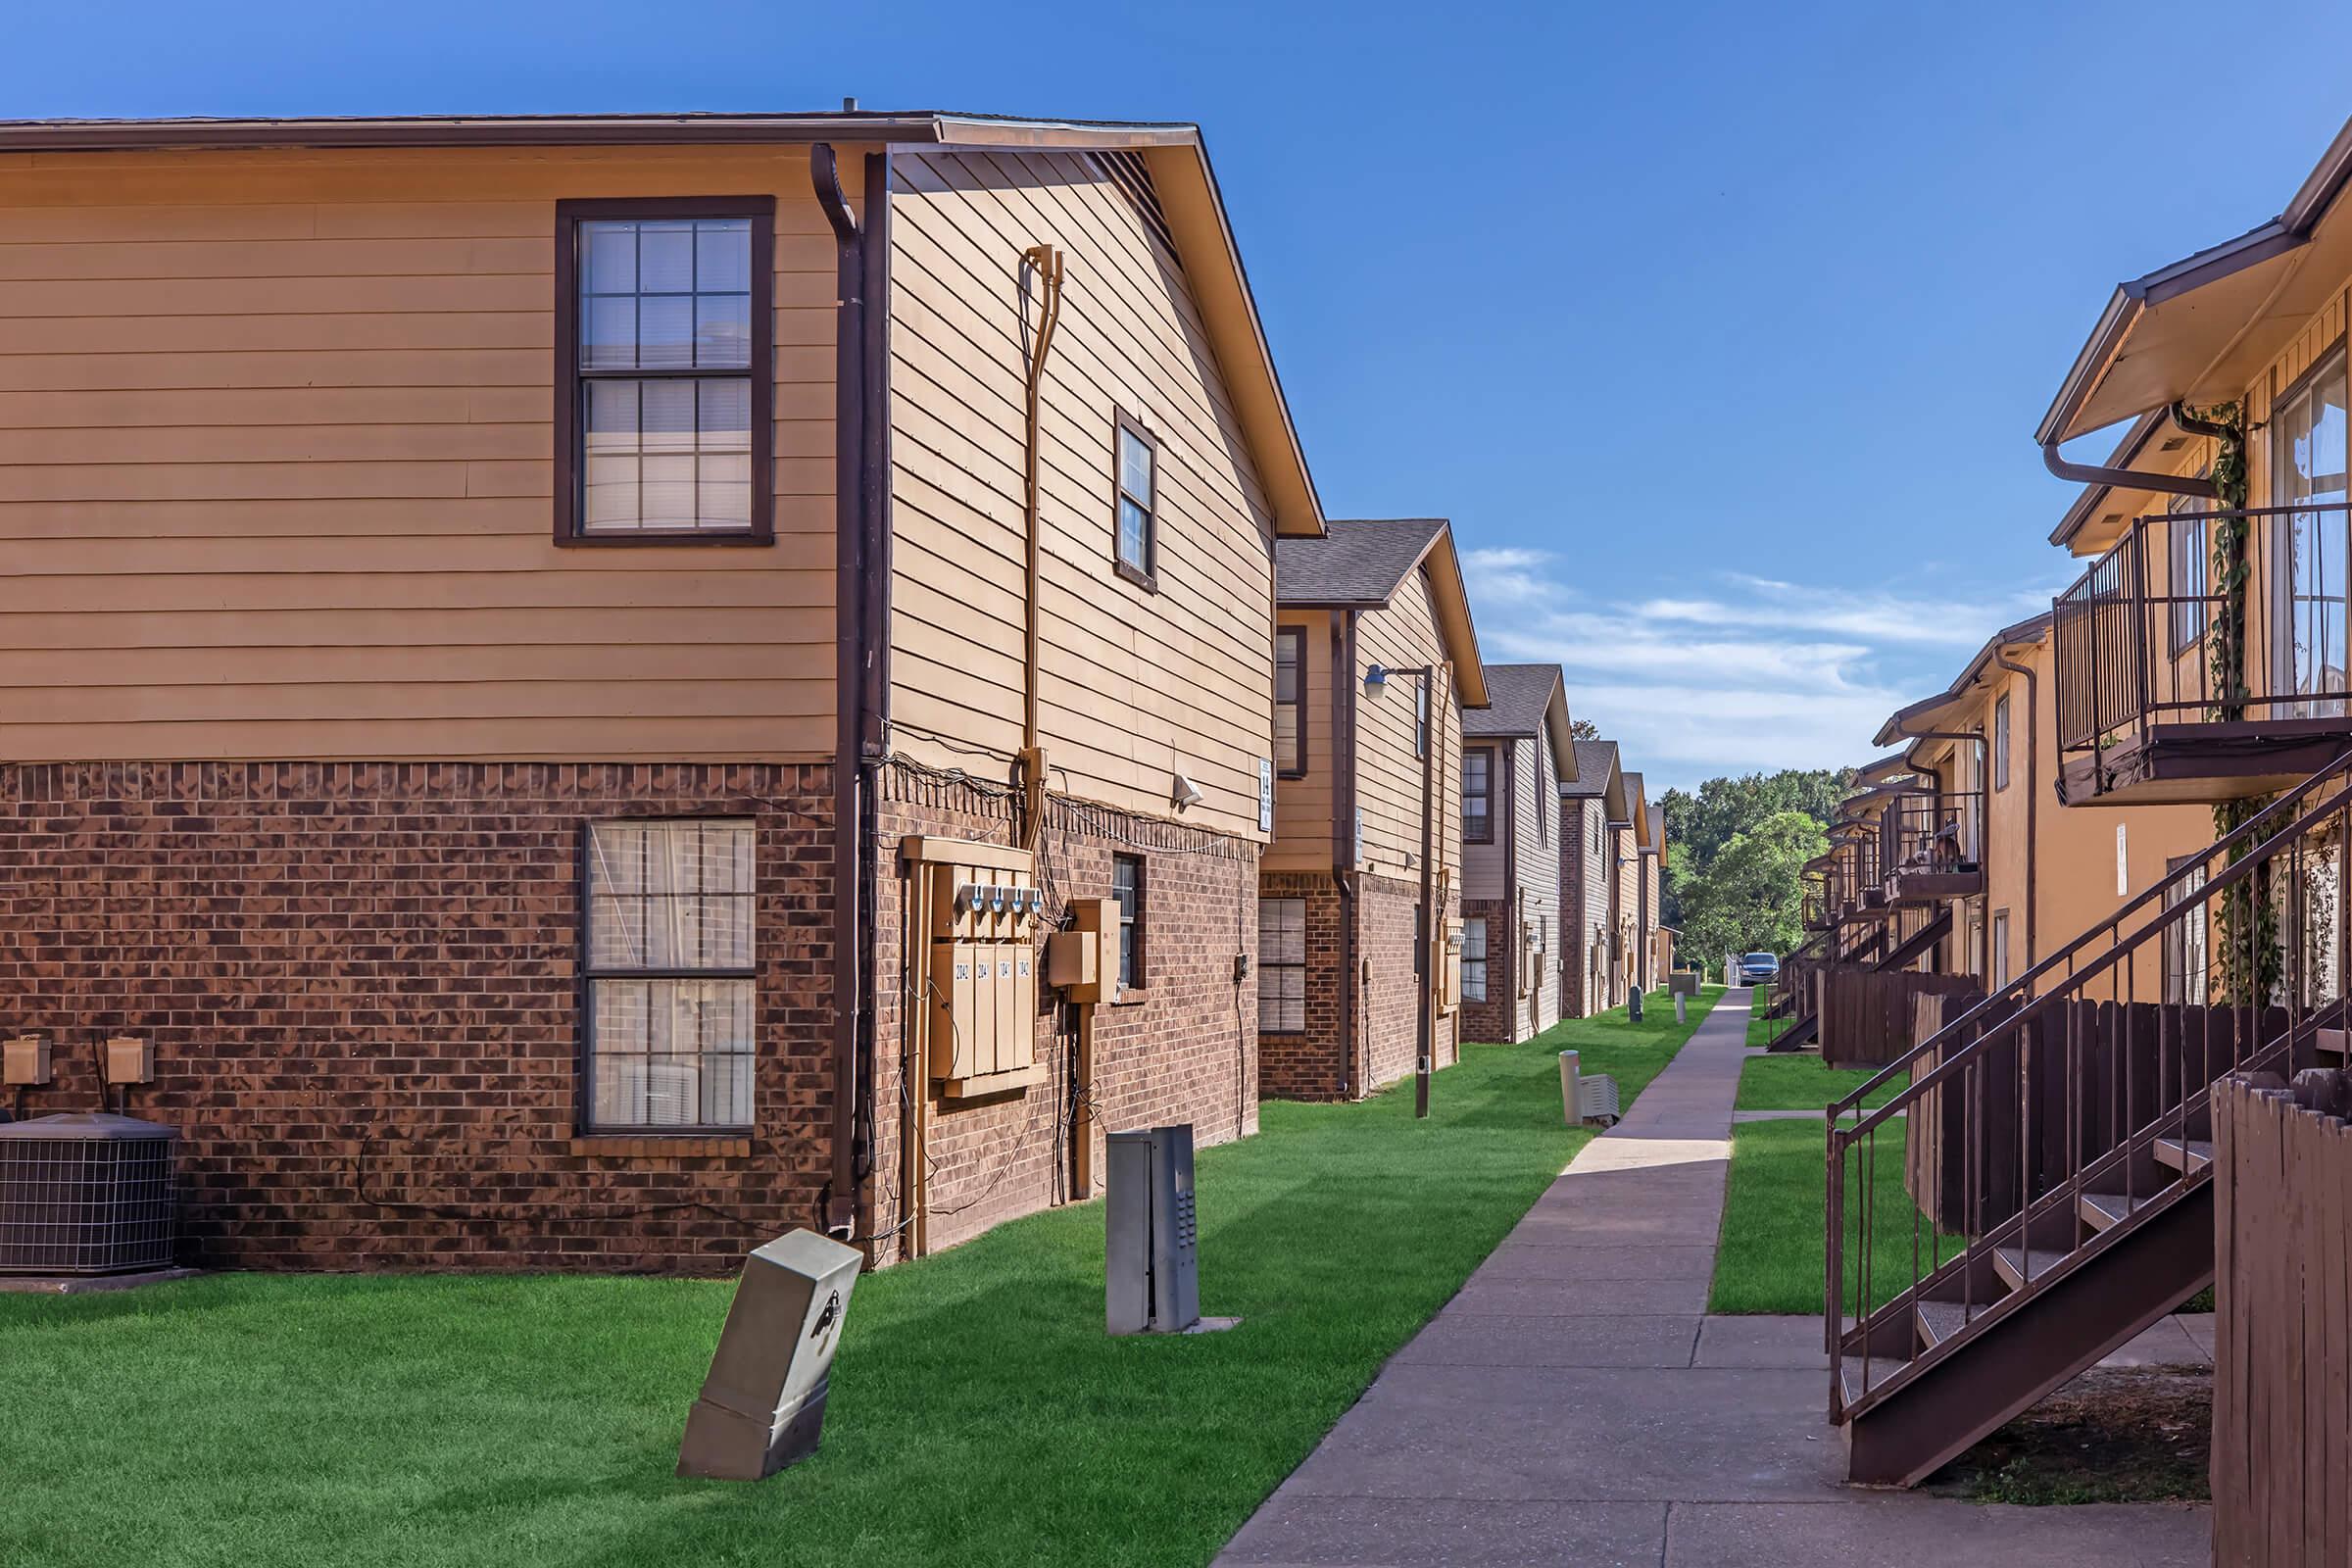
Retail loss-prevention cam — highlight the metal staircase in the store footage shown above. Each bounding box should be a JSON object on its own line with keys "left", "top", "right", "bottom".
{"left": 1770, "top": 908, "right": 1950, "bottom": 1053}
{"left": 1828, "top": 749, "right": 2352, "bottom": 1485}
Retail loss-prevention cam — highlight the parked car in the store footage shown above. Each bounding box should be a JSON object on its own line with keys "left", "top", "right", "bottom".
{"left": 1739, "top": 952, "right": 1780, "bottom": 985}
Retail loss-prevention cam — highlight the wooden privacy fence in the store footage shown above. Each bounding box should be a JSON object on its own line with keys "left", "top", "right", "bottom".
{"left": 1816, "top": 966, "right": 1980, "bottom": 1068}
{"left": 2212, "top": 1071, "right": 2352, "bottom": 1568}
{"left": 1903, "top": 996, "right": 2287, "bottom": 1237}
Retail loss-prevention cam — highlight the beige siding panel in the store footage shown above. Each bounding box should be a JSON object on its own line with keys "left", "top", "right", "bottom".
{"left": 886, "top": 148, "right": 1278, "bottom": 837}
{"left": 0, "top": 144, "right": 847, "bottom": 764}
{"left": 1462, "top": 737, "right": 1509, "bottom": 904}
{"left": 1266, "top": 611, "right": 1335, "bottom": 872}
{"left": 1352, "top": 572, "right": 1460, "bottom": 884}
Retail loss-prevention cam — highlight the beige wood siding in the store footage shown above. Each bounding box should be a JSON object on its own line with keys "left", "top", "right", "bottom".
{"left": 1518, "top": 727, "right": 1562, "bottom": 1033}
{"left": 1462, "top": 738, "right": 1509, "bottom": 901}
{"left": 884, "top": 148, "right": 1278, "bottom": 839}
{"left": 1352, "top": 571, "right": 1461, "bottom": 886}
{"left": 1264, "top": 610, "right": 1335, "bottom": 871}
{"left": 0, "top": 144, "right": 845, "bottom": 762}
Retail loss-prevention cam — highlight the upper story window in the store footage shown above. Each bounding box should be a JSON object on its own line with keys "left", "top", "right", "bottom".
{"left": 1992, "top": 693, "right": 2012, "bottom": 791}
{"left": 1274, "top": 628, "right": 1306, "bottom": 777}
{"left": 2168, "top": 488, "right": 2210, "bottom": 656}
{"left": 1113, "top": 409, "right": 1158, "bottom": 589}
{"left": 1464, "top": 746, "right": 1494, "bottom": 843}
{"left": 557, "top": 199, "right": 774, "bottom": 545}
{"left": 1414, "top": 679, "right": 1430, "bottom": 759}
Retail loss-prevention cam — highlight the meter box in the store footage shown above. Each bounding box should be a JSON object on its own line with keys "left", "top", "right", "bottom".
{"left": 1048, "top": 897, "right": 1118, "bottom": 1003}
{"left": 1106, "top": 1124, "right": 1200, "bottom": 1335}
{"left": 903, "top": 836, "right": 1045, "bottom": 1101}
{"left": 1438, "top": 921, "right": 1463, "bottom": 1014}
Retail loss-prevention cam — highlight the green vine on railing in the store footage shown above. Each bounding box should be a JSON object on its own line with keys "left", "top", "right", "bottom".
{"left": 2191, "top": 400, "right": 2281, "bottom": 1003}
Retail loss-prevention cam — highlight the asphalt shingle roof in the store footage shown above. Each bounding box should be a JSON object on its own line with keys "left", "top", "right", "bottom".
{"left": 1560, "top": 739, "right": 1620, "bottom": 798}
{"left": 1275, "top": 517, "right": 1446, "bottom": 606}
{"left": 1463, "top": 663, "right": 1562, "bottom": 738}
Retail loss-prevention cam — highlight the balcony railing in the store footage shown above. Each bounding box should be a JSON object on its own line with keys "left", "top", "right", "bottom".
{"left": 1882, "top": 788, "right": 1985, "bottom": 902}
{"left": 2053, "top": 500, "right": 2352, "bottom": 776}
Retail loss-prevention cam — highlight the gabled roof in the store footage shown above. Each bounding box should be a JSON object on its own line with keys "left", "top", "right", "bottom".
{"left": 1621, "top": 772, "right": 1651, "bottom": 845}
{"left": 1464, "top": 664, "right": 1578, "bottom": 781}
{"left": 2039, "top": 115, "right": 2352, "bottom": 448}
{"left": 1559, "top": 739, "right": 1621, "bottom": 799}
{"left": 1643, "top": 801, "right": 1668, "bottom": 866}
{"left": 1852, "top": 754, "right": 1918, "bottom": 788}
{"left": 1277, "top": 518, "right": 1488, "bottom": 707}
{"left": 0, "top": 109, "right": 1327, "bottom": 539}
{"left": 1872, "top": 612, "right": 2052, "bottom": 748}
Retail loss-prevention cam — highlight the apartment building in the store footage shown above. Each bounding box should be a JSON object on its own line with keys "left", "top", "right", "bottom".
{"left": 1259, "top": 518, "right": 1485, "bottom": 1099}
{"left": 1458, "top": 664, "right": 1576, "bottom": 1042}
{"left": 0, "top": 110, "right": 1326, "bottom": 1271}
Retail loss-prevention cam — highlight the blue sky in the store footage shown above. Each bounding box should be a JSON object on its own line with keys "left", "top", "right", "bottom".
{"left": 16, "top": 0, "right": 2352, "bottom": 791}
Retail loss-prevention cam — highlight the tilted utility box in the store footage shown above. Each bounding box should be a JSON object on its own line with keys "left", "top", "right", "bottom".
{"left": 676, "top": 1229, "right": 862, "bottom": 1481}
{"left": 1106, "top": 1125, "right": 1200, "bottom": 1335}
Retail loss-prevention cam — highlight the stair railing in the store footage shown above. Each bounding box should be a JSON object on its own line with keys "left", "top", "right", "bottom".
{"left": 1826, "top": 748, "right": 2352, "bottom": 1420}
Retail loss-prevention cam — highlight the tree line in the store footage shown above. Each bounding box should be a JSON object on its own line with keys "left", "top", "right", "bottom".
{"left": 1658, "top": 767, "right": 1852, "bottom": 963}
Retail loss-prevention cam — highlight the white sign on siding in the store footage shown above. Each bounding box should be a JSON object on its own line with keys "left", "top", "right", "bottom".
{"left": 2116, "top": 822, "right": 2129, "bottom": 897}
{"left": 1257, "top": 757, "right": 1275, "bottom": 833}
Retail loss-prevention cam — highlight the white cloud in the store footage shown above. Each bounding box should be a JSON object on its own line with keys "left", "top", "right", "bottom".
{"left": 1461, "top": 554, "right": 2036, "bottom": 791}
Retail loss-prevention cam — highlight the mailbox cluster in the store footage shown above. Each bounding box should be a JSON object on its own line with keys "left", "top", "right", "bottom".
{"left": 925, "top": 858, "right": 1044, "bottom": 1099}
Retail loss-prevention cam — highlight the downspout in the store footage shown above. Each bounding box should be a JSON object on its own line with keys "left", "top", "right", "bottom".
{"left": 1017, "top": 245, "right": 1065, "bottom": 848}
{"left": 1501, "top": 740, "right": 1519, "bottom": 1032}
{"left": 1413, "top": 667, "right": 1436, "bottom": 1119}
{"left": 2040, "top": 439, "right": 2217, "bottom": 499}
{"left": 1990, "top": 648, "right": 2039, "bottom": 967}
{"left": 812, "top": 144, "right": 882, "bottom": 1236}
{"left": 1335, "top": 613, "right": 1360, "bottom": 1098}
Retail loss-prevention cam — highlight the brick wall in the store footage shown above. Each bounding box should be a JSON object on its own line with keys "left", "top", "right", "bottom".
{"left": 1459, "top": 896, "right": 1515, "bottom": 1043}
{"left": 866, "top": 767, "right": 1259, "bottom": 1264}
{"left": 0, "top": 760, "right": 836, "bottom": 1273}
{"left": 1256, "top": 870, "right": 1345, "bottom": 1100}
{"left": 1360, "top": 871, "right": 1460, "bottom": 1092}
{"left": 1255, "top": 870, "right": 1459, "bottom": 1102}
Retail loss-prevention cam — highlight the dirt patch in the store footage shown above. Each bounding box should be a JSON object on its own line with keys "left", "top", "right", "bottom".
{"left": 1923, "top": 1366, "right": 2210, "bottom": 1505}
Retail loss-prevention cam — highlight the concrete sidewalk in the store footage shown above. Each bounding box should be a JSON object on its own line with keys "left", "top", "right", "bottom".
{"left": 1215, "top": 989, "right": 2209, "bottom": 1567}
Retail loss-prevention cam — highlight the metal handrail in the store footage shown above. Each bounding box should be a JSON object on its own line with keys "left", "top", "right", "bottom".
{"left": 2053, "top": 500, "right": 2352, "bottom": 759}
{"left": 1825, "top": 746, "right": 2352, "bottom": 1420}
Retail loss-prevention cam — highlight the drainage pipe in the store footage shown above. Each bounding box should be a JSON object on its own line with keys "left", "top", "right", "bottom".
{"left": 1991, "top": 648, "right": 2040, "bottom": 967}
{"left": 1017, "top": 245, "right": 1065, "bottom": 849}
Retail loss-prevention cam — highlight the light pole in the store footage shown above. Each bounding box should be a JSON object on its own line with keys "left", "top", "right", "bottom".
{"left": 1365, "top": 662, "right": 1440, "bottom": 1118}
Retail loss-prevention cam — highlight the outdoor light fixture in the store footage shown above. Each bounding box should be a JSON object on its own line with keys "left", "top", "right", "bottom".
{"left": 1171, "top": 772, "right": 1204, "bottom": 810}
{"left": 1363, "top": 663, "right": 1390, "bottom": 692}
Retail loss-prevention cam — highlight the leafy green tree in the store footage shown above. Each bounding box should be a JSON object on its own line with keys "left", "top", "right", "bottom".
{"left": 1675, "top": 809, "right": 1827, "bottom": 960}
{"left": 1659, "top": 766, "right": 1850, "bottom": 929}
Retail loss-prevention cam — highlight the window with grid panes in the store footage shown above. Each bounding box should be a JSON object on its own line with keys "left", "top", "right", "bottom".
{"left": 583, "top": 819, "right": 756, "bottom": 1130}
{"left": 1258, "top": 898, "right": 1306, "bottom": 1031}
{"left": 568, "top": 208, "right": 766, "bottom": 539}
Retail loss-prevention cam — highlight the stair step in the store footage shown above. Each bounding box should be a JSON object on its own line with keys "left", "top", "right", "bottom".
{"left": 1913, "top": 1298, "right": 1996, "bottom": 1348}
{"left": 2154, "top": 1138, "right": 2214, "bottom": 1175}
{"left": 2319, "top": 1028, "right": 2348, "bottom": 1059}
{"left": 1838, "top": 1356, "right": 1916, "bottom": 1406}
{"left": 1992, "top": 1245, "right": 2072, "bottom": 1291}
{"left": 2080, "top": 1190, "right": 2150, "bottom": 1232}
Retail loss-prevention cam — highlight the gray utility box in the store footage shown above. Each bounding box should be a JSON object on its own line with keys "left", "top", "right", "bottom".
{"left": 677, "top": 1229, "right": 862, "bottom": 1481}
{"left": 1669, "top": 972, "right": 1699, "bottom": 998}
{"left": 1106, "top": 1124, "right": 1200, "bottom": 1335}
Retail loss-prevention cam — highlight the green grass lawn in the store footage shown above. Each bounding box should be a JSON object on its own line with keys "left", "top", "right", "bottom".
{"left": 1735, "top": 1052, "right": 1903, "bottom": 1111}
{"left": 0, "top": 989, "right": 1719, "bottom": 1568}
{"left": 1745, "top": 1004, "right": 1789, "bottom": 1050}
{"left": 1708, "top": 1117, "right": 1960, "bottom": 1316}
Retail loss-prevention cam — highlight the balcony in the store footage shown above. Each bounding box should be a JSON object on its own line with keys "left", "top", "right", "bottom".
{"left": 1880, "top": 788, "right": 1984, "bottom": 905}
{"left": 2053, "top": 501, "right": 2352, "bottom": 804}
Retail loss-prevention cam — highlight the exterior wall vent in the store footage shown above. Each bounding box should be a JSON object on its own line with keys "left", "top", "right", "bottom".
{"left": 0, "top": 1112, "right": 178, "bottom": 1275}
{"left": 1092, "top": 149, "right": 1178, "bottom": 260}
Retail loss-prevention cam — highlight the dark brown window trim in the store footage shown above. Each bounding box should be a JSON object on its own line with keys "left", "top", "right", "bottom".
{"left": 1112, "top": 852, "right": 1148, "bottom": 992}
{"left": 1110, "top": 406, "right": 1159, "bottom": 593}
{"left": 1274, "top": 624, "right": 1308, "bottom": 778}
{"left": 1464, "top": 744, "right": 1496, "bottom": 844}
{"left": 553, "top": 195, "right": 777, "bottom": 548}
{"left": 575, "top": 817, "right": 759, "bottom": 1138}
